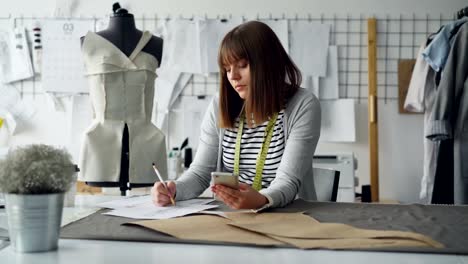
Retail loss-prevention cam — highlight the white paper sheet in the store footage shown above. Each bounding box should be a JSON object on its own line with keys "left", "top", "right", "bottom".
{"left": 184, "top": 95, "right": 213, "bottom": 150}
{"left": 0, "top": 26, "right": 34, "bottom": 83}
{"left": 319, "top": 99, "right": 356, "bottom": 142}
{"left": 301, "top": 76, "right": 319, "bottom": 97}
{"left": 289, "top": 21, "right": 330, "bottom": 77}
{"left": 97, "top": 196, "right": 214, "bottom": 209}
{"left": 99, "top": 196, "right": 218, "bottom": 219}
{"left": 260, "top": 19, "right": 289, "bottom": 53}
{"left": 159, "top": 19, "right": 203, "bottom": 74}
{"left": 199, "top": 18, "right": 243, "bottom": 73}
{"left": 104, "top": 204, "right": 218, "bottom": 219}
{"left": 168, "top": 95, "right": 213, "bottom": 151}
{"left": 319, "top": 46, "right": 339, "bottom": 99}
{"left": 153, "top": 71, "right": 193, "bottom": 146}
{"left": 41, "top": 19, "right": 94, "bottom": 93}
{"left": 152, "top": 69, "right": 180, "bottom": 130}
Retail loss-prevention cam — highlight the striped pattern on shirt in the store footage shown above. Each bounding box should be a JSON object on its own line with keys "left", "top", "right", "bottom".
{"left": 222, "top": 110, "right": 285, "bottom": 189}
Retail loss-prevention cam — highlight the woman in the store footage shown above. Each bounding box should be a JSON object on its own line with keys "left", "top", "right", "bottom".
{"left": 152, "top": 21, "right": 321, "bottom": 210}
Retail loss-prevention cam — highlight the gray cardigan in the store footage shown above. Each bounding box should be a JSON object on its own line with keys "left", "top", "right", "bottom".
{"left": 175, "top": 88, "right": 321, "bottom": 208}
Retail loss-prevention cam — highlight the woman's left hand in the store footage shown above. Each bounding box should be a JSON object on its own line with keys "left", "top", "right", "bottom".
{"left": 211, "top": 183, "right": 268, "bottom": 210}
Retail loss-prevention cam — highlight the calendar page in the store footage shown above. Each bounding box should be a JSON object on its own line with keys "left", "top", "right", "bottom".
{"left": 41, "top": 19, "right": 94, "bottom": 93}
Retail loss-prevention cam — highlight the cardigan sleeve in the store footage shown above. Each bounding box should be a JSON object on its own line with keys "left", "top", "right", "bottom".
{"left": 174, "top": 97, "right": 220, "bottom": 201}
{"left": 260, "top": 92, "right": 321, "bottom": 207}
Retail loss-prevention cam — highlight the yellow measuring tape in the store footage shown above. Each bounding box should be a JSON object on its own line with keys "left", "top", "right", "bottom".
{"left": 234, "top": 112, "right": 279, "bottom": 191}
{"left": 0, "top": 117, "right": 3, "bottom": 129}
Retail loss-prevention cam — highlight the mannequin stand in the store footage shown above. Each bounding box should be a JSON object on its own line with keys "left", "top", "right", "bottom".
{"left": 86, "top": 124, "right": 153, "bottom": 196}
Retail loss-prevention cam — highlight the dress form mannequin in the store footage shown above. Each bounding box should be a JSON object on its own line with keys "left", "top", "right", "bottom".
{"left": 80, "top": 3, "right": 162, "bottom": 62}
{"left": 80, "top": 3, "right": 164, "bottom": 196}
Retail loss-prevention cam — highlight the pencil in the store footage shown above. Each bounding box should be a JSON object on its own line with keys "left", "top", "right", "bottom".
{"left": 152, "top": 163, "right": 176, "bottom": 206}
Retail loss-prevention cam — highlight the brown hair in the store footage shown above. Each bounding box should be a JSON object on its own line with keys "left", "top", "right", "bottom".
{"left": 218, "top": 20, "right": 302, "bottom": 128}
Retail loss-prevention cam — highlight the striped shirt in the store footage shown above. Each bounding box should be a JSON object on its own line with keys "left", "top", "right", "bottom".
{"left": 222, "top": 110, "right": 285, "bottom": 189}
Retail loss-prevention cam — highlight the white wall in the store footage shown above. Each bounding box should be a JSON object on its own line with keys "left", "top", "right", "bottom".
{"left": 2, "top": 0, "right": 465, "bottom": 17}
{"left": 2, "top": 0, "right": 467, "bottom": 203}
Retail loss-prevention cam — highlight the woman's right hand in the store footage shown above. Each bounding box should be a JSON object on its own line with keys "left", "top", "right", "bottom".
{"left": 151, "top": 181, "right": 176, "bottom": 206}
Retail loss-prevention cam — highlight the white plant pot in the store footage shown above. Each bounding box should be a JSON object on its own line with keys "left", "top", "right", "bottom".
{"left": 5, "top": 193, "right": 64, "bottom": 253}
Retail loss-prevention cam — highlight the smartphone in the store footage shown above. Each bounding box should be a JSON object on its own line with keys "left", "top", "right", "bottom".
{"left": 211, "top": 172, "right": 239, "bottom": 189}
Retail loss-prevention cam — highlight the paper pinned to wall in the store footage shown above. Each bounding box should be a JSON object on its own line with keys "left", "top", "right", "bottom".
{"left": 199, "top": 18, "right": 243, "bottom": 74}
{"left": 159, "top": 19, "right": 203, "bottom": 74}
{"left": 183, "top": 95, "right": 213, "bottom": 150}
{"left": 153, "top": 69, "right": 181, "bottom": 129}
{"left": 167, "top": 95, "right": 213, "bottom": 151}
{"left": 153, "top": 71, "right": 192, "bottom": 140}
{"left": 302, "top": 76, "right": 319, "bottom": 97}
{"left": 320, "top": 99, "right": 356, "bottom": 142}
{"left": 41, "top": 19, "right": 94, "bottom": 93}
{"left": 319, "top": 46, "right": 339, "bottom": 100}
{"left": 289, "top": 21, "right": 330, "bottom": 77}
{"left": 260, "top": 19, "right": 289, "bottom": 53}
{"left": 0, "top": 26, "right": 34, "bottom": 83}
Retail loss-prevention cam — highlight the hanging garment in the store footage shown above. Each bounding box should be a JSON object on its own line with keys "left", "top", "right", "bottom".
{"left": 79, "top": 31, "right": 167, "bottom": 183}
{"left": 404, "top": 43, "right": 429, "bottom": 113}
{"left": 422, "top": 17, "right": 468, "bottom": 72}
{"left": 420, "top": 67, "right": 439, "bottom": 203}
{"left": 426, "top": 23, "right": 468, "bottom": 204}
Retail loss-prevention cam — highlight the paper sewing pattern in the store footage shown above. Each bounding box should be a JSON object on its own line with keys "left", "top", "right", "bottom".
{"left": 152, "top": 70, "right": 192, "bottom": 149}
{"left": 289, "top": 21, "right": 330, "bottom": 77}
{"left": 199, "top": 18, "right": 243, "bottom": 74}
{"left": 319, "top": 46, "right": 339, "bottom": 99}
{"left": 167, "top": 95, "right": 213, "bottom": 150}
{"left": 320, "top": 99, "right": 356, "bottom": 142}
{"left": 159, "top": 19, "right": 203, "bottom": 74}
{"left": 260, "top": 19, "right": 289, "bottom": 53}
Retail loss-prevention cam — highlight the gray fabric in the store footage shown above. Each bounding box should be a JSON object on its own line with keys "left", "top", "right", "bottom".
{"left": 175, "top": 88, "right": 321, "bottom": 207}
{"left": 60, "top": 204, "right": 279, "bottom": 248}
{"left": 60, "top": 200, "right": 468, "bottom": 254}
{"left": 420, "top": 66, "right": 439, "bottom": 203}
{"left": 426, "top": 23, "right": 468, "bottom": 204}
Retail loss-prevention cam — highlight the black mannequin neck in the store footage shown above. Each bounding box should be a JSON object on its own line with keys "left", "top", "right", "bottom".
{"left": 97, "top": 14, "right": 142, "bottom": 57}
{"left": 80, "top": 5, "right": 163, "bottom": 62}
{"left": 107, "top": 15, "right": 138, "bottom": 36}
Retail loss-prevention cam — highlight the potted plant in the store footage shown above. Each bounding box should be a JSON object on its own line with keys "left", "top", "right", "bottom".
{"left": 0, "top": 144, "right": 77, "bottom": 252}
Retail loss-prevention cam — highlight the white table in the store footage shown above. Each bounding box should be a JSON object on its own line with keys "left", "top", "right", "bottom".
{"left": 1, "top": 195, "right": 467, "bottom": 264}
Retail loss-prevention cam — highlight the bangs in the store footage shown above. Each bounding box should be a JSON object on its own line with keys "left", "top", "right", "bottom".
{"left": 218, "top": 32, "right": 249, "bottom": 68}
